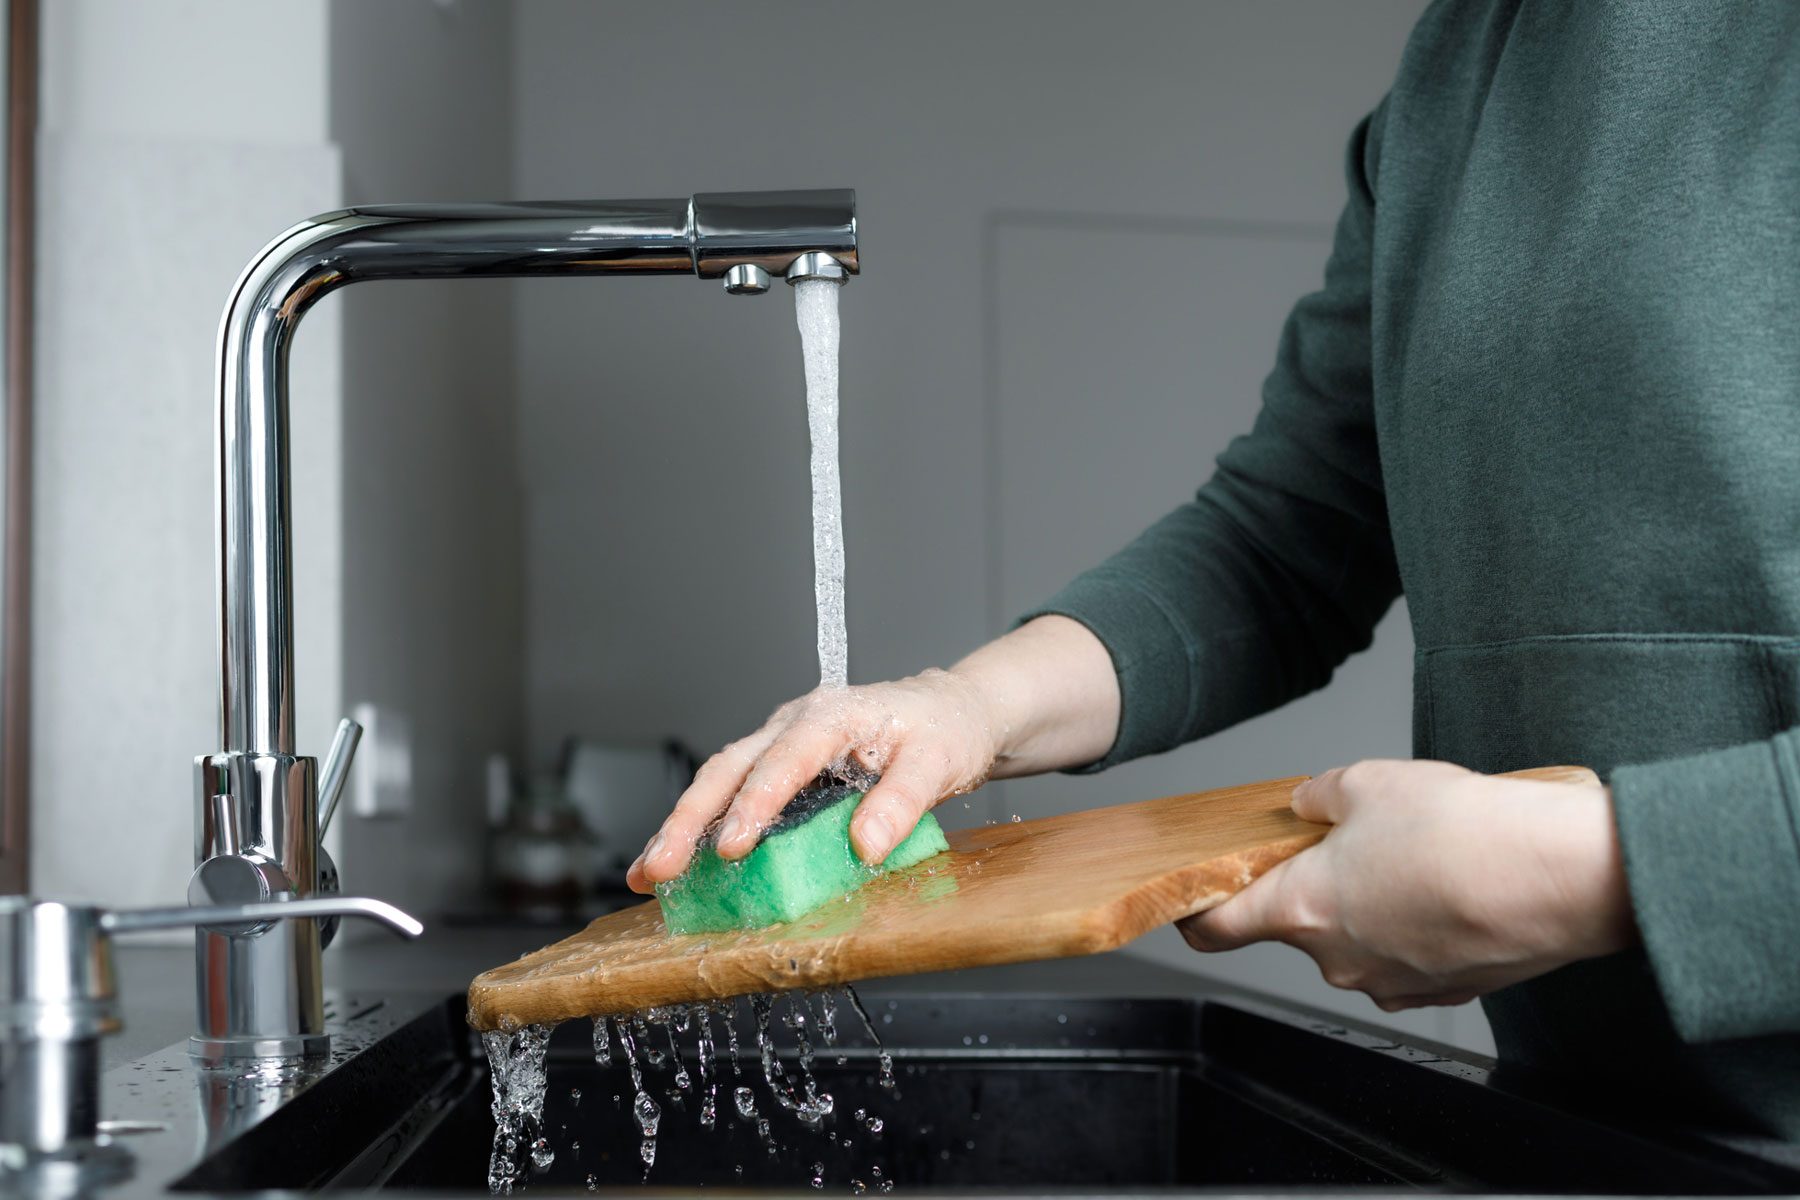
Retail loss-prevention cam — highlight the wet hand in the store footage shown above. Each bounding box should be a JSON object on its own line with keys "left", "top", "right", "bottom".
{"left": 1176, "top": 759, "right": 1636, "bottom": 1010}
{"left": 627, "top": 670, "right": 1003, "bottom": 893}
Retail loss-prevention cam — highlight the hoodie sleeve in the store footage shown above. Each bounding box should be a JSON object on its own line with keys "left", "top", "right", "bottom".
{"left": 1022, "top": 101, "right": 1403, "bottom": 771}
{"left": 1608, "top": 730, "right": 1800, "bottom": 1040}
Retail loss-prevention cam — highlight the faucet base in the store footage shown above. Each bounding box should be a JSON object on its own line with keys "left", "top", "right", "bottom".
{"left": 192, "top": 752, "right": 328, "bottom": 1062}
{"left": 189, "top": 1032, "right": 331, "bottom": 1063}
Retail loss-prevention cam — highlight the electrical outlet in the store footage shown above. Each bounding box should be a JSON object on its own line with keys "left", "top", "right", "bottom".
{"left": 350, "top": 702, "right": 413, "bottom": 819}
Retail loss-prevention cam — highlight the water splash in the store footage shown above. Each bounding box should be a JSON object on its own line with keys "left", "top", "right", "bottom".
{"left": 636, "top": 1013, "right": 665, "bottom": 1067}
{"left": 795, "top": 278, "right": 848, "bottom": 690}
{"left": 816, "top": 990, "right": 849, "bottom": 1066}
{"left": 696, "top": 1005, "right": 719, "bottom": 1130}
{"left": 783, "top": 994, "right": 835, "bottom": 1122}
{"left": 613, "top": 1017, "right": 662, "bottom": 1174}
{"left": 843, "top": 986, "right": 897, "bottom": 1092}
{"left": 751, "top": 993, "right": 803, "bottom": 1115}
{"left": 724, "top": 1006, "right": 745, "bottom": 1075}
{"left": 665, "top": 1022, "right": 692, "bottom": 1091}
{"left": 482, "top": 1023, "right": 554, "bottom": 1194}
{"left": 591, "top": 1015, "right": 611, "bottom": 1067}
{"left": 485, "top": 991, "right": 907, "bottom": 1192}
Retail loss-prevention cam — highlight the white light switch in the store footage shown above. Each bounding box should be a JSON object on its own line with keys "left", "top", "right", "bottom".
{"left": 350, "top": 702, "right": 413, "bottom": 819}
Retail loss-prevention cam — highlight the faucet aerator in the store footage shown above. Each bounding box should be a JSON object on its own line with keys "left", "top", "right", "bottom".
{"left": 786, "top": 250, "right": 850, "bottom": 286}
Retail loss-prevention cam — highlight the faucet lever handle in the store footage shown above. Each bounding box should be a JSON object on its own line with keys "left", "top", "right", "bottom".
{"left": 316, "top": 716, "right": 364, "bottom": 841}
{"left": 101, "top": 896, "right": 423, "bottom": 939}
{"left": 209, "top": 791, "right": 241, "bottom": 855}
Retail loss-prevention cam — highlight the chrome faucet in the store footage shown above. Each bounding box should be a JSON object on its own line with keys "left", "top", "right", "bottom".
{"left": 194, "top": 190, "right": 860, "bottom": 1061}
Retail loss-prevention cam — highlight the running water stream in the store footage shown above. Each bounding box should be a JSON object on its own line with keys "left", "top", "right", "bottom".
{"left": 795, "top": 278, "right": 848, "bottom": 690}
{"left": 485, "top": 988, "right": 896, "bottom": 1193}
{"left": 485, "top": 273, "right": 866, "bottom": 1193}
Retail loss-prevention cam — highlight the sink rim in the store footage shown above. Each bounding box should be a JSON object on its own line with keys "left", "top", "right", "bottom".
{"left": 79, "top": 986, "right": 1800, "bottom": 1197}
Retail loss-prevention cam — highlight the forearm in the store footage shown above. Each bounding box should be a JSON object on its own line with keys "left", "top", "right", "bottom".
{"left": 948, "top": 614, "right": 1120, "bottom": 778}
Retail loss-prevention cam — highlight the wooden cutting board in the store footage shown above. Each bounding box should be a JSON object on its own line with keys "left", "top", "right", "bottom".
{"left": 466, "top": 766, "right": 1595, "bottom": 1029}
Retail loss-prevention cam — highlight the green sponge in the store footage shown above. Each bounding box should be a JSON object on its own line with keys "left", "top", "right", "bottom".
{"left": 655, "top": 783, "right": 949, "bottom": 934}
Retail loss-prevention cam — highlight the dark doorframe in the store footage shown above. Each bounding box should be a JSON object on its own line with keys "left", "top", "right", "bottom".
{"left": 1, "top": 0, "right": 37, "bottom": 895}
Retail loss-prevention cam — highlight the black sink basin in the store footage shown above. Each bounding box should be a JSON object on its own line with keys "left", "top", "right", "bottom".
{"left": 126, "top": 990, "right": 1800, "bottom": 1195}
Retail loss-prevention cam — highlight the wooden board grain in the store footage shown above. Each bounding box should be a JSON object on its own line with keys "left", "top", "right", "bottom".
{"left": 466, "top": 766, "right": 1596, "bottom": 1029}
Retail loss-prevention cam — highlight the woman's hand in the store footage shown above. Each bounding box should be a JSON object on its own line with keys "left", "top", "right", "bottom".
{"left": 627, "top": 615, "right": 1122, "bottom": 893}
{"left": 629, "top": 671, "right": 1003, "bottom": 892}
{"left": 1177, "top": 759, "right": 1637, "bottom": 1010}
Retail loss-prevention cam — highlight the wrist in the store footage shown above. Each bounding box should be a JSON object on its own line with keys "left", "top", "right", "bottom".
{"left": 938, "top": 659, "right": 1019, "bottom": 771}
{"left": 1541, "top": 785, "right": 1639, "bottom": 961}
{"left": 946, "top": 615, "right": 1121, "bottom": 777}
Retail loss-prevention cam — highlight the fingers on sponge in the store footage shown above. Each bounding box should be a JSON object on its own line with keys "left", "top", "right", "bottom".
{"left": 655, "top": 787, "right": 949, "bottom": 934}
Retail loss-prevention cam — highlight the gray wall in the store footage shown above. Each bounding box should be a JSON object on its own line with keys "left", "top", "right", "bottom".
{"left": 325, "top": 0, "right": 525, "bottom": 923}
{"left": 507, "top": 2, "right": 1486, "bottom": 1050}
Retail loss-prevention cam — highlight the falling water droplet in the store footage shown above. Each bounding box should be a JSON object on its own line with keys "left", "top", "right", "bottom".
{"left": 842, "top": 987, "right": 897, "bottom": 1093}
{"left": 639, "top": 1013, "right": 666, "bottom": 1068}
{"left": 634, "top": 1091, "right": 661, "bottom": 1138}
{"left": 592, "top": 1016, "right": 612, "bottom": 1067}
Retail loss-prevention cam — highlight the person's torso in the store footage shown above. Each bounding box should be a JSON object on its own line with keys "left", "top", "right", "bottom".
{"left": 1368, "top": 0, "right": 1800, "bottom": 1137}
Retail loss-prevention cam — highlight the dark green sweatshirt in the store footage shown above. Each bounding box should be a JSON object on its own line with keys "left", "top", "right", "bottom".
{"left": 1028, "top": 1, "right": 1800, "bottom": 1137}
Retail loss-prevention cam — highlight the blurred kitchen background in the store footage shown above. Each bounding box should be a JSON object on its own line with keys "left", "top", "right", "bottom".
{"left": 14, "top": 1, "right": 1465, "bottom": 1045}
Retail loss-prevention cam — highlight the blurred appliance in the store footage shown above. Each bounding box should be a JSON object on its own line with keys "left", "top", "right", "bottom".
{"left": 488, "top": 777, "right": 603, "bottom": 917}
{"left": 562, "top": 739, "right": 696, "bottom": 879}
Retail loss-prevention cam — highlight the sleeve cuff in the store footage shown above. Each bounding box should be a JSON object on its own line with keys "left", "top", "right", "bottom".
{"left": 1610, "top": 729, "right": 1800, "bottom": 1042}
{"left": 1017, "top": 569, "right": 1199, "bottom": 774}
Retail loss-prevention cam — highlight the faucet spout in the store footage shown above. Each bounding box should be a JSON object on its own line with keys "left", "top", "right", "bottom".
{"left": 216, "top": 189, "right": 856, "bottom": 756}
{"left": 197, "top": 188, "right": 859, "bottom": 1060}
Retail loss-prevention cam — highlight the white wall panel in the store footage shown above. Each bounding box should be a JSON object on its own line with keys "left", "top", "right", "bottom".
{"left": 32, "top": 136, "right": 343, "bottom": 913}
